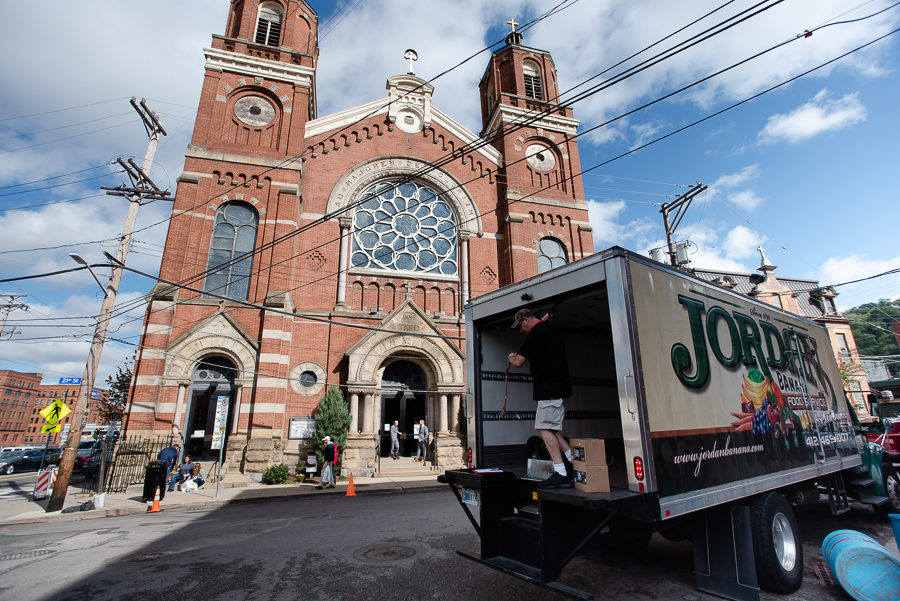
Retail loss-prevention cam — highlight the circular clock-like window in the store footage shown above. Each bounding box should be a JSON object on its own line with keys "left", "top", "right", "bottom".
{"left": 298, "top": 371, "right": 318, "bottom": 388}
{"left": 525, "top": 143, "right": 556, "bottom": 171}
{"left": 234, "top": 96, "right": 276, "bottom": 127}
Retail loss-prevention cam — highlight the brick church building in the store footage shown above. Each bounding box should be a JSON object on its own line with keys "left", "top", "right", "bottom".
{"left": 125, "top": 0, "right": 593, "bottom": 481}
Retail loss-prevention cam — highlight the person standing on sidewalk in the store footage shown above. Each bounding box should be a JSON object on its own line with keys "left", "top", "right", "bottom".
{"left": 508, "top": 308, "right": 574, "bottom": 489}
{"left": 414, "top": 419, "right": 429, "bottom": 462}
{"left": 316, "top": 436, "right": 336, "bottom": 489}
{"left": 390, "top": 420, "right": 400, "bottom": 459}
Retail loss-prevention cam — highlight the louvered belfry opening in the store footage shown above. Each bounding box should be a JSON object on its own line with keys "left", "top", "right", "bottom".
{"left": 255, "top": 4, "right": 282, "bottom": 46}
{"left": 523, "top": 61, "right": 543, "bottom": 100}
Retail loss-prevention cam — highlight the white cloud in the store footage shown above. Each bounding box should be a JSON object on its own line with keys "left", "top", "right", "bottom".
{"left": 722, "top": 225, "right": 766, "bottom": 259}
{"left": 712, "top": 164, "right": 760, "bottom": 190}
{"left": 728, "top": 190, "right": 765, "bottom": 210}
{"left": 758, "top": 90, "right": 867, "bottom": 145}
{"left": 587, "top": 199, "right": 627, "bottom": 245}
{"left": 817, "top": 254, "right": 900, "bottom": 310}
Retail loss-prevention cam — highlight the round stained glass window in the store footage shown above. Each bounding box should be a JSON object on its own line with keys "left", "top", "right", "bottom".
{"left": 298, "top": 371, "right": 317, "bottom": 388}
{"left": 351, "top": 181, "right": 458, "bottom": 275}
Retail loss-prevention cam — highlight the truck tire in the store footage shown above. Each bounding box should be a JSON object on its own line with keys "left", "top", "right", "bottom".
{"left": 750, "top": 492, "right": 803, "bottom": 593}
{"left": 878, "top": 464, "right": 900, "bottom": 515}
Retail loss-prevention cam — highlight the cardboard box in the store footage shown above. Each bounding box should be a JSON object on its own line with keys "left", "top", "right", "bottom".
{"left": 573, "top": 462, "right": 610, "bottom": 493}
{"left": 569, "top": 438, "right": 606, "bottom": 465}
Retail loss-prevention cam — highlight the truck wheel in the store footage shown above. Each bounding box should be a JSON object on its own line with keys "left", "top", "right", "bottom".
{"left": 750, "top": 492, "right": 803, "bottom": 593}
{"left": 879, "top": 464, "right": 900, "bottom": 515}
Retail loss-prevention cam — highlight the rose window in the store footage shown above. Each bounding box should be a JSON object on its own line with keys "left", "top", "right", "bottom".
{"left": 350, "top": 181, "right": 458, "bottom": 275}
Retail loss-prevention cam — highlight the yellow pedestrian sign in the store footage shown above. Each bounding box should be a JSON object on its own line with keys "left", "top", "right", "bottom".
{"left": 41, "top": 423, "right": 62, "bottom": 433}
{"left": 39, "top": 400, "right": 71, "bottom": 424}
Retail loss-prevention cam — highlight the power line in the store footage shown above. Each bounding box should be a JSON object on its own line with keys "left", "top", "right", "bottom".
{"left": 0, "top": 97, "right": 131, "bottom": 123}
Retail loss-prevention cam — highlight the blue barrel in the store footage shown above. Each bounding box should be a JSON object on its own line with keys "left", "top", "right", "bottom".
{"left": 821, "top": 529, "right": 900, "bottom": 601}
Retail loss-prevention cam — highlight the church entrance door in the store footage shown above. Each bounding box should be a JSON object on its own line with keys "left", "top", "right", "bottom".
{"left": 380, "top": 361, "right": 427, "bottom": 457}
{"left": 184, "top": 357, "right": 236, "bottom": 461}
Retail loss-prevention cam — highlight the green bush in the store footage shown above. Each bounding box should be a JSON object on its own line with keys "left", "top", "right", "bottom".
{"left": 262, "top": 463, "right": 291, "bottom": 485}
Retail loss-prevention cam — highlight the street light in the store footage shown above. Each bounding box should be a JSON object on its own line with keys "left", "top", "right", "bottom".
{"left": 69, "top": 253, "right": 109, "bottom": 296}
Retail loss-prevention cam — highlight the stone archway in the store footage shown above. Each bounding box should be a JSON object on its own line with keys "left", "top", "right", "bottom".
{"left": 342, "top": 301, "right": 466, "bottom": 475}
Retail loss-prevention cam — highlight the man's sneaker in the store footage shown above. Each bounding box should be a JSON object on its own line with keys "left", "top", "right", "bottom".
{"left": 537, "top": 472, "right": 573, "bottom": 489}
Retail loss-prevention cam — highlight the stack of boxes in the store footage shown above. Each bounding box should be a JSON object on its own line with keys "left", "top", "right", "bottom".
{"left": 570, "top": 438, "right": 609, "bottom": 493}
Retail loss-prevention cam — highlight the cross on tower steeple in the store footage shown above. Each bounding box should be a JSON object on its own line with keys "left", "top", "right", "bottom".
{"left": 506, "top": 17, "right": 519, "bottom": 33}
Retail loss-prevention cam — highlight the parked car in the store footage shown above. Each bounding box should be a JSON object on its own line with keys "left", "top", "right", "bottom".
{"left": 82, "top": 441, "right": 115, "bottom": 477}
{"left": 0, "top": 449, "right": 55, "bottom": 475}
{"left": 73, "top": 440, "right": 99, "bottom": 471}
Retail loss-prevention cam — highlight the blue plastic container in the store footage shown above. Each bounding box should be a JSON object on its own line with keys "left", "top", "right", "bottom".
{"left": 821, "top": 529, "right": 900, "bottom": 601}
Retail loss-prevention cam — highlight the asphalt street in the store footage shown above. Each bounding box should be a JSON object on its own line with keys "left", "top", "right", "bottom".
{"left": 1, "top": 485, "right": 896, "bottom": 601}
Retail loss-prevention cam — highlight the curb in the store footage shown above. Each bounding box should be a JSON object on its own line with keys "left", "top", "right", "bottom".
{"left": 0, "top": 481, "right": 447, "bottom": 526}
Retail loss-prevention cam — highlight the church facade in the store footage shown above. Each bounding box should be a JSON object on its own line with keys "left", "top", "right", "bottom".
{"left": 125, "top": 0, "right": 593, "bottom": 481}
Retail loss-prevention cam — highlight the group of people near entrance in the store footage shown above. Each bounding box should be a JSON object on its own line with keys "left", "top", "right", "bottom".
{"left": 389, "top": 419, "right": 429, "bottom": 461}
{"left": 157, "top": 444, "right": 206, "bottom": 492}
{"left": 152, "top": 306, "right": 567, "bottom": 490}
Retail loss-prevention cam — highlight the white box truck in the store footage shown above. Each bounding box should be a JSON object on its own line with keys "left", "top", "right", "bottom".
{"left": 439, "top": 247, "right": 899, "bottom": 601}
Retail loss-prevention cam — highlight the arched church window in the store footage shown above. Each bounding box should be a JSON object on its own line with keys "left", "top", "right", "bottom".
{"left": 255, "top": 3, "right": 283, "bottom": 47}
{"left": 523, "top": 61, "right": 543, "bottom": 100}
{"left": 350, "top": 181, "right": 458, "bottom": 276}
{"left": 204, "top": 202, "right": 258, "bottom": 300}
{"left": 537, "top": 237, "right": 567, "bottom": 273}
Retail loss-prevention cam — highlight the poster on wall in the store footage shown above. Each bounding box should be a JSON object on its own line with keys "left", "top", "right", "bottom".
{"left": 289, "top": 417, "right": 316, "bottom": 440}
{"left": 211, "top": 395, "right": 229, "bottom": 450}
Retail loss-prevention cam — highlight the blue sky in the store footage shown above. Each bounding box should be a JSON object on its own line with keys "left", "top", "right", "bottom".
{"left": 0, "top": 0, "right": 898, "bottom": 385}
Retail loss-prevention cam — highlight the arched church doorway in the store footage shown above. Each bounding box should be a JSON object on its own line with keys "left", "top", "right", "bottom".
{"left": 183, "top": 356, "right": 237, "bottom": 461}
{"left": 380, "top": 360, "right": 427, "bottom": 457}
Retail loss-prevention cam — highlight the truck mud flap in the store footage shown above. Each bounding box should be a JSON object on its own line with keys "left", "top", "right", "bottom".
{"left": 693, "top": 503, "right": 760, "bottom": 601}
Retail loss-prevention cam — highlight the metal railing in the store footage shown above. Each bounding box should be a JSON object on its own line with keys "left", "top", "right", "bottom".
{"left": 80, "top": 433, "right": 176, "bottom": 494}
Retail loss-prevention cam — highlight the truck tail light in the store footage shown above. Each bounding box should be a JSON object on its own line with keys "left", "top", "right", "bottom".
{"left": 467, "top": 447, "right": 472, "bottom": 467}
{"left": 633, "top": 456, "right": 644, "bottom": 481}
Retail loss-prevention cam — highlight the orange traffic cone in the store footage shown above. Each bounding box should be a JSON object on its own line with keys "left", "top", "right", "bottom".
{"left": 345, "top": 472, "right": 356, "bottom": 497}
{"left": 147, "top": 486, "right": 162, "bottom": 512}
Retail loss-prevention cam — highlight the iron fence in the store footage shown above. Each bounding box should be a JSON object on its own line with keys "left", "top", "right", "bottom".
{"left": 80, "top": 433, "right": 176, "bottom": 494}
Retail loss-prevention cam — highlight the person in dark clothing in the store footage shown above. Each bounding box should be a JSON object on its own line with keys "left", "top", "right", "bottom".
{"left": 157, "top": 443, "right": 180, "bottom": 474}
{"left": 168, "top": 455, "right": 195, "bottom": 491}
{"left": 508, "top": 308, "right": 574, "bottom": 489}
{"left": 316, "top": 436, "right": 336, "bottom": 489}
{"left": 414, "top": 419, "right": 429, "bottom": 462}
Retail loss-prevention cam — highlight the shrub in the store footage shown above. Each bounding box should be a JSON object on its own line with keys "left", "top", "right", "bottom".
{"left": 262, "top": 463, "right": 291, "bottom": 485}
{"left": 313, "top": 385, "right": 352, "bottom": 471}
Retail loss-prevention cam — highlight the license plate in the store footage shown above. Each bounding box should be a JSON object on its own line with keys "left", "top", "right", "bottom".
{"left": 460, "top": 487, "right": 479, "bottom": 506}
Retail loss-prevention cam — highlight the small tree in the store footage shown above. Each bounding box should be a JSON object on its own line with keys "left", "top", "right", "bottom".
{"left": 100, "top": 361, "right": 132, "bottom": 424}
{"left": 312, "top": 385, "right": 352, "bottom": 470}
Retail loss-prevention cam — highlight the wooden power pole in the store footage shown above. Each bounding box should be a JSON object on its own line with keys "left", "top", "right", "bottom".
{"left": 46, "top": 99, "right": 171, "bottom": 512}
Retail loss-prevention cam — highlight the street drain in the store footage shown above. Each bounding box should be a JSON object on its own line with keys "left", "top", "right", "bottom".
{"left": 812, "top": 556, "right": 838, "bottom": 586}
{"left": 0, "top": 549, "right": 56, "bottom": 561}
{"left": 361, "top": 545, "right": 416, "bottom": 561}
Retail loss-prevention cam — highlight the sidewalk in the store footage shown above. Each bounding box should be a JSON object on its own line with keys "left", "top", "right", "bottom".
{"left": 0, "top": 473, "right": 446, "bottom": 526}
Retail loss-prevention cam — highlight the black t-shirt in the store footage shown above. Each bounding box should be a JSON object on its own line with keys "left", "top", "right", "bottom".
{"left": 517, "top": 321, "right": 572, "bottom": 401}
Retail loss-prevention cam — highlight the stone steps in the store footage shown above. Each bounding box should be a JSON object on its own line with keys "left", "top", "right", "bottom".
{"left": 376, "top": 457, "right": 437, "bottom": 477}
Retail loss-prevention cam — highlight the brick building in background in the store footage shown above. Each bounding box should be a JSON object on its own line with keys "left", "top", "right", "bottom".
{"left": 1, "top": 370, "right": 106, "bottom": 446}
{"left": 125, "top": 1, "right": 593, "bottom": 481}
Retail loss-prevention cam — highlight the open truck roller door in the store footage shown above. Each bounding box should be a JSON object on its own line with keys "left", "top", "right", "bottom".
{"left": 439, "top": 247, "right": 897, "bottom": 601}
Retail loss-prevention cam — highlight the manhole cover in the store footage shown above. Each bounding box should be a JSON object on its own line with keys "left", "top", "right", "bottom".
{"left": 361, "top": 545, "right": 416, "bottom": 561}
{"left": 0, "top": 549, "right": 56, "bottom": 561}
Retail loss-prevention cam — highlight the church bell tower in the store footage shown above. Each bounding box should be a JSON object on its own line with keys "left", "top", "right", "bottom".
{"left": 479, "top": 20, "right": 593, "bottom": 283}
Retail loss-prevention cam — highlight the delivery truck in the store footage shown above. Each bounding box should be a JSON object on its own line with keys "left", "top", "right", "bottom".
{"left": 438, "top": 247, "right": 899, "bottom": 601}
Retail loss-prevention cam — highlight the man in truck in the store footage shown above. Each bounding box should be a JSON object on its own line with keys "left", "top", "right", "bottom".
{"left": 508, "top": 308, "right": 574, "bottom": 489}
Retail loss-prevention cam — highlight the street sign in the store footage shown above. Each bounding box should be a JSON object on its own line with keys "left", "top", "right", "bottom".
{"left": 90, "top": 390, "right": 100, "bottom": 399}
{"left": 39, "top": 400, "right": 72, "bottom": 424}
{"left": 41, "top": 423, "right": 62, "bottom": 433}
{"left": 58, "top": 377, "right": 82, "bottom": 385}
{"left": 210, "top": 395, "right": 229, "bottom": 450}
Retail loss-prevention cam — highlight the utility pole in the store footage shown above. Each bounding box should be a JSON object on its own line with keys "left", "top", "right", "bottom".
{"left": 659, "top": 183, "right": 707, "bottom": 266}
{"left": 0, "top": 293, "right": 28, "bottom": 339}
{"left": 47, "top": 99, "right": 171, "bottom": 512}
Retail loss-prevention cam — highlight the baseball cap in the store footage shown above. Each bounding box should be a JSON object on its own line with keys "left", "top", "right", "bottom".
{"left": 322, "top": 436, "right": 331, "bottom": 442}
{"left": 511, "top": 308, "right": 533, "bottom": 329}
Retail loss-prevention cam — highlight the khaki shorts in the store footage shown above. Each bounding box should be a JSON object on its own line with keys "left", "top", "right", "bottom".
{"left": 534, "top": 399, "right": 565, "bottom": 431}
